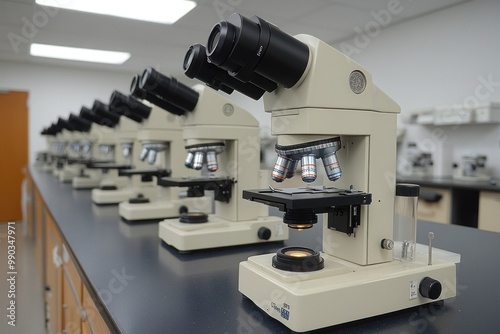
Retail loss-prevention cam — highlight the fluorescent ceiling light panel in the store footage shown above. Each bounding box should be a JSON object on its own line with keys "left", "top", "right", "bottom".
{"left": 36, "top": 0, "right": 197, "bottom": 24}
{"left": 30, "top": 43, "right": 131, "bottom": 64}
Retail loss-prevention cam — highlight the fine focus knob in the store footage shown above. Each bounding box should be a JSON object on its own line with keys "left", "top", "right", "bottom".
{"left": 258, "top": 227, "right": 271, "bottom": 240}
{"left": 419, "top": 277, "right": 442, "bottom": 300}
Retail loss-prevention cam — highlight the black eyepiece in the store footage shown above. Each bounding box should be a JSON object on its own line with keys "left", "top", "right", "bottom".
{"left": 109, "top": 91, "right": 152, "bottom": 120}
{"left": 139, "top": 67, "right": 199, "bottom": 112}
{"left": 130, "top": 73, "right": 186, "bottom": 116}
{"left": 68, "top": 113, "right": 91, "bottom": 132}
{"left": 184, "top": 44, "right": 265, "bottom": 100}
{"left": 201, "top": 13, "right": 310, "bottom": 98}
{"left": 56, "top": 117, "right": 74, "bottom": 131}
{"left": 91, "top": 100, "right": 120, "bottom": 127}
{"left": 80, "top": 106, "right": 101, "bottom": 124}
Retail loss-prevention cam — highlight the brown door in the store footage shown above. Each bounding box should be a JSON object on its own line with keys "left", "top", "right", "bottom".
{"left": 0, "top": 91, "right": 29, "bottom": 222}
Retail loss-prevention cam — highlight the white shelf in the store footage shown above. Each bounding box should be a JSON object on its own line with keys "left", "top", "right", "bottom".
{"left": 405, "top": 102, "right": 500, "bottom": 125}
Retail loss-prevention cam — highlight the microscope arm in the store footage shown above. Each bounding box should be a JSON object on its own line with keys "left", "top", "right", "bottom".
{"left": 157, "top": 177, "right": 235, "bottom": 203}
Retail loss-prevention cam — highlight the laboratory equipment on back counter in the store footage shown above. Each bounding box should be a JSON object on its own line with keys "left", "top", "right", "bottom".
{"left": 190, "top": 13, "right": 459, "bottom": 332}
{"left": 131, "top": 67, "right": 288, "bottom": 251}
{"left": 118, "top": 74, "right": 212, "bottom": 223}
{"left": 453, "top": 154, "right": 491, "bottom": 181}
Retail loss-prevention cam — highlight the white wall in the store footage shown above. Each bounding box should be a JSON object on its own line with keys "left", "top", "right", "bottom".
{"left": 334, "top": 0, "right": 500, "bottom": 178}
{"left": 0, "top": 62, "right": 133, "bottom": 163}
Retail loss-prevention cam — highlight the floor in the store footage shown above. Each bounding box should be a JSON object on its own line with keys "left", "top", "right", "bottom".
{"left": 0, "top": 221, "right": 46, "bottom": 334}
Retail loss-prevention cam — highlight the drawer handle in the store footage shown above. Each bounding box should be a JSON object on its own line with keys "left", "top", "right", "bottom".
{"left": 419, "top": 191, "right": 442, "bottom": 203}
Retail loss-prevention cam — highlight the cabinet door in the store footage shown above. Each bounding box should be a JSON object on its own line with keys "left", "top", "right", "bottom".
{"left": 45, "top": 213, "right": 63, "bottom": 334}
{"left": 82, "top": 286, "right": 111, "bottom": 334}
{"left": 63, "top": 248, "right": 83, "bottom": 334}
{"left": 35, "top": 189, "right": 45, "bottom": 279}
{"left": 478, "top": 191, "right": 500, "bottom": 232}
{"left": 418, "top": 187, "right": 451, "bottom": 224}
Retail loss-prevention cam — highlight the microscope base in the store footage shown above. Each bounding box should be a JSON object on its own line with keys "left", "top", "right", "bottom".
{"left": 159, "top": 216, "right": 288, "bottom": 252}
{"left": 239, "top": 248, "right": 458, "bottom": 333}
{"left": 99, "top": 176, "right": 129, "bottom": 189}
{"left": 41, "top": 165, "right": 53, "bottom": 173}
{"left": 59, "top": 170, "right": 77, "bottom": 183}
{"left": 91, "top": 186, "right": 157, "bottom": 205}
{"left": 119, "top": 197, "right": 212, "bottom": 222}
{"left": 72, "top": 176, "right": 102, "bottom": 189}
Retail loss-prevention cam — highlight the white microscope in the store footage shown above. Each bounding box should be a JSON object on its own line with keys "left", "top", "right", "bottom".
{"left": 38, "top": 123, "right": 63, "bottom": 172}
{"left": 89, "top": 98, "right": 148, "bottom": 203}
{"left": 50, "top": 117, "right": 75, "bottom": 180}
{"left": 90, "top": 93, "right": 153, "bottom": 205}
{"left": 71, "top": 104, "right": 119, "bottom": 189}
{"left": 135, "top": 66, "right": 287, "bottom": 251}
{"left": 118, "top": 74, "right": 212, "bottom": 223}
{"left": 73, "top": 101, "right": 139, "bottom": 190}
{"left": 193, "top": 14, "right": 459, "bottom": 332}
{"left": 57, "top": 113, "right": 94, "bottom": 183}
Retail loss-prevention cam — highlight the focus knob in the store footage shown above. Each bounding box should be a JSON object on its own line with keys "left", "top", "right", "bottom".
{"left": 419, "top": 277, "right": 442, "bottom": 300}
{"left": 258, "top": 227, "right": 271, "bottom": 240}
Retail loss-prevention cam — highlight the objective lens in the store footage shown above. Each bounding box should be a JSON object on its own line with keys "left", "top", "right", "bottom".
{"left": 139, "top": 147, "right": 149, "bottom": 161}
{"left": 322, "top": 152, "right": 342, "bottom": 181}
{"left": 206, "top": 151, "right": 218, "bottom": 172}
{"left": 184, "top": 152, "right": 194, "bottom": 168}
{"left": 272, "top": 155, "right": 292, "bottom": 182}
{"left": 147, "top": 149, "right": 157, "bottom": 165}
{"left": 193, "top": 151, "right": 204, "bottom": 170}
{"left": 286, "top": 159, "right": 298, "bottom": 179}
{"left": 272, "top": 247, "right": 324, "bottom": 272}
{"left": 301, "top": 154, "right": 317, "bottom": 183}
{"left": 122, "top": 146, "right": 131, "bottom": 158}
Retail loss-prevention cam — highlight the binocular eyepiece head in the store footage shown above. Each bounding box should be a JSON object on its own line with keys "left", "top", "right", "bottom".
{"left": 184, "top": 13, "right": 310, "bottom": 100}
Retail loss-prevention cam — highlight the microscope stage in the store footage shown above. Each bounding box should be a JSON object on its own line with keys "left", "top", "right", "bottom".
{"left": 157, "top": 176, "right": 234, "bottom": 188}
{"left": 243, "top": 186, "right": 372, "bottom": 212}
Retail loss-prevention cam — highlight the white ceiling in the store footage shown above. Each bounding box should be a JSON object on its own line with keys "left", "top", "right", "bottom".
{"left": 0, "top": 0, "right": 470, "bottom": 79}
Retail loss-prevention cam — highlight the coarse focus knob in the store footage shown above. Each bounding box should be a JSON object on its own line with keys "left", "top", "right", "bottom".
{"left": 419, "top": 277, "right": 442, "bottom": 300}
{"left": 258, "top": 227, "right": 271, "bottom": 240}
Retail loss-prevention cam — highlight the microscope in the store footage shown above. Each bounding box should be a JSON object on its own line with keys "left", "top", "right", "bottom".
{"left": 50, "top": 117, "right": 75, "bottom": 179}
{"left": 58, "top": 113, "right": 94, "bottom": 183}
{"left": 118, "top": 75, "right": 212, "bottom": 223}
{"left": 190, "top": 14, "right": 459, "bottom": 332}
{"left": 38, "top": 122, "right": 64, "bottom": 172}
{"left": 89, "top": 98, "right": 147, "bottom": 203}
{"left": 131, "top": 67, "right": 287, "bottom": 251}
{"left": 72, "top": 101, "right": 136, "bottom": 190}
{"left": 93, "top": 91, "right": 170, "bottom": 206}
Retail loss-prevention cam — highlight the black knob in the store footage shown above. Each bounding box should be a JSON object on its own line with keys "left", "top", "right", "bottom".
{"left": 258, "top": 227, "right": 271, "bottom": 240}
{"left": 179, "top": 205, "right": 188, "bottom": 214}
{"left": 419, "top": 277, "right": 442, "bottom": 300}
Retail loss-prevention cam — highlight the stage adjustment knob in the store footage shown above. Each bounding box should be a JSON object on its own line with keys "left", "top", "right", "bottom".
{"left": 419, "top": 277, "right": 442, "bottom": 300}
{"left": 258, "top": 227, "right": 271, "bottom": 240}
